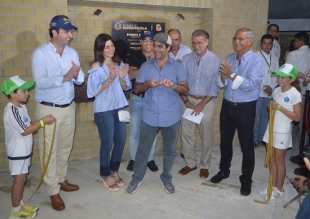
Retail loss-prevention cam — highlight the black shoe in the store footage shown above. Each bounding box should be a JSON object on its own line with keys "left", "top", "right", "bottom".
{"left": 290, "top": 155, "right": 305, "bottom": 166}
{"left": 210, "top": 171, "right": 229, "bottom": 183}
{"left": 294, "top": 167, "right": 310, "bottom": 178}
{"left": 127, "top": 160, "right": 134, "bottom": 171}
{"left": 180, "top": 153, "right": 185, "bottom": 159}
{"left": 240, "top": 182, "right": 252, "bottom": 196}
{"left": 147, "top": 160, "right": 158, "bottom": 172}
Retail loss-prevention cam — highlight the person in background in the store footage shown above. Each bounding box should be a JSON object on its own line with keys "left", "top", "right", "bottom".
{"left": 210, "top": 28, "right": 264, "bottom": 196}
{"left": 267, "top": 24, "right": 281, "bottom": 61}
{"left": 127, "top": 30, "right": 158, "bottom": 172}
{"left": 253, "top": 34, "right": 279, "bottom": 148}
{"left": 168, "top": 29, "right": 192, "bottom": 62}
{"left": 179, "top": 29, "right": 221, "bottom": 179}
{"left": 259, "top": 64, "right": 301, "bottom": 200}
{"left": 87, "top": 33, "right": 131, "bottom": 192}
{"left": 2, "top": 75, "right": 55, "bottom": 219}
{"left": 31, "top": 15, "right": 84, "bottom": 211}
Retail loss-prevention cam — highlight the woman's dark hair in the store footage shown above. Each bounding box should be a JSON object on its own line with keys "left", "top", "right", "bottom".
{"left": 92, "top": 33, "right": 121, "bottom": 66}
{"left": 291, "top": 78, "right": 301, "bottom": 93}
{"left": 49, "top": 27, "right": 59, "bottom": 38}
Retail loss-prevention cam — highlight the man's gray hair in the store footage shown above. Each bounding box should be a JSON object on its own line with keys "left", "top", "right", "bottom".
{"left": 236, "top": 27, "right": 253, "bottom": 38}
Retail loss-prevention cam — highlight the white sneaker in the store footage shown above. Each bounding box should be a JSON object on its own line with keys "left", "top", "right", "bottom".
{"left": 267, "top": 187, "right": 284, "bottom": 200}
{"left": 259, "top": 186, "right": 275, "bottom": 195}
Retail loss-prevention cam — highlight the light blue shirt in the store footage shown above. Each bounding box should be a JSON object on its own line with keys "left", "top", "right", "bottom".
{"left": 222, "top": 49, "right": 264, "bottom": 102}
{"left": 87, "top": 62, "right": 131, "bottom": 113}
{"left": 169, "top": 44, "right": 192, "bottom": 61}
{"left": 136, "top": 57, "right": 187, "bottom": 127}
{"left": 182, "top": 50, "right": 221, "bottom": 97}
{"left": 32, "top": 41, "right": 85, "bottom": 104}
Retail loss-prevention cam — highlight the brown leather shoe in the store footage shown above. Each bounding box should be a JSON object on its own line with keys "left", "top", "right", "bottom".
{"left": 179, "top": 166, "right": 197, "bottom": 175}
{"left": 59, "top": 180, "right": 79, "bottom": 192}
{"left": 199, "top": 169, "right": 209, "bottom": 179}
{"left": 50, "top": 193, "right": 65, "bottom": 211}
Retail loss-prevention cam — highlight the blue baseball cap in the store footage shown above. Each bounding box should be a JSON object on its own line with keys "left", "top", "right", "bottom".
{"left": 141, "top": 30, "right": 154, "bottom": 40}
{"left": 50, "top": 15, "right": 78, "bottom": 31}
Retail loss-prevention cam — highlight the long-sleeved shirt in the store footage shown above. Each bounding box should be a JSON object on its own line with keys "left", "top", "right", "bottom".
{"left": 87, "top": 62, "right": 131, "bottom": 113}
{"left": 32, "top": 41, "right": 85, "bottom": 104}
{"left": 218, "top": 49, "right": 264, "bottom": 102}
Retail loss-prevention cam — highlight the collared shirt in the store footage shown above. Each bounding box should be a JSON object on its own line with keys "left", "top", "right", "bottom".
{"left": 271, "top": 39, "right": 281, "bottom": 61}
{"left": 256, "top": 50, "right": 279, "bottom": 98}
{"left": 87, "top": 62, "right": 131, "bottom": 113}
{"left": 219, "top": 49, "right": 264, "bottom": 102}
{"left": 169, "top": 44, "right": 192, "bottom": 61}
{"left": 32, "top": 41, "right": 85, "bottom": 104}
{"left": 286, "top": 45, "right": 310, "bottom": 95}
{"left": 136, "top": 57, "right": 187, "bottom": 127}
{"left": 182, "top": 50, "right": 221, "bottom": 97}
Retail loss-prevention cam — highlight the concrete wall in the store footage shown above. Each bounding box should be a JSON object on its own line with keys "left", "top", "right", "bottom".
{"left": 0, "top": 0, "right": 269, "bottom": 168}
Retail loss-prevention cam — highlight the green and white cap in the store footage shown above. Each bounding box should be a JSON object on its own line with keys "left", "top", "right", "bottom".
{"left": 272, "top": 63, "right": 298, "bottom": 79}
{"left": 1, "top": 75, "right": 36, "bottom": 95}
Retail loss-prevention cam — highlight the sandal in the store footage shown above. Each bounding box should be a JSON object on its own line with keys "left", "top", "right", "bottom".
{"left": 111, "top": 172, "right": 125, "bottom": 187}
{"left": 103, "top": 176, "right": 119, "bottom": 192}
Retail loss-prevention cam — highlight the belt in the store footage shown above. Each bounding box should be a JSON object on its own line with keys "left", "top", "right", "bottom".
{"left": 188, "top": 94, "right": 205, "bottom": 99}
{"left": 224, "top": 98, "right": 256, "bottom": 106}
{"left": 40, "top": 100, "right": 73, "bottom": 108}
{"left": 132, "top": 91, "right": 145, "bottom": 98}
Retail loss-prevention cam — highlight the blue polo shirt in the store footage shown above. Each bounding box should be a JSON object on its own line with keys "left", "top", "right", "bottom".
{"left": 136, "top": 57, "right": 187, "bottom": 127}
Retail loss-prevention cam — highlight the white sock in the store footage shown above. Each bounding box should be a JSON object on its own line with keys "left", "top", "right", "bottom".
{"left": 12, "top": 205, "right": 21, "bottom": 212}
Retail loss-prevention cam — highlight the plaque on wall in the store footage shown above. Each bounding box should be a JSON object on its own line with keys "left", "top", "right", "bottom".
{"left": 111, "top": 20, "right": 165, "bottom": 63}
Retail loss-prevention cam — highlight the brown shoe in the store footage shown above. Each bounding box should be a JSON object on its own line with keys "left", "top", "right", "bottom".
{"left": 179, "top": 166, "right": 197, "bottom": 175}
{"left": 50, "top": 193, "right": 65, "bottom": 211}
{"left": 199, "top": 169, "right": 209, "bottom": 179}
{"left": 59, "top": 180, "right": 79, "bottom": 192}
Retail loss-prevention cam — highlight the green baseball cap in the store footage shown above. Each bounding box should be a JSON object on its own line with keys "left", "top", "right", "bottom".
{"left": 272, "top": 63, "right": 298, "bottom": 79}
{"left": 1, "top": 75, "right": 36, "bottom": 95}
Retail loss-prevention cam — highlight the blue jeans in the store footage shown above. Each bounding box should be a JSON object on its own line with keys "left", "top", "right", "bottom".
{"left": 132, "top": 120, "right": 180, "bottom": 184}
{"left": 129, "top": 93, "right": 156, "bottom": 161}
{"left": 94, "top": 109, "right": 126, "bottom": 177}
{"left": 253, "top": 97, "right": 271, "bottom": 142}
{"left": 296, "top": 192, "right": 310, "bottom": 219}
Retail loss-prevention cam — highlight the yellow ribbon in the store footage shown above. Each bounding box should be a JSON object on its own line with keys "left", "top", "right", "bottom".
{"left": 254, "top": 101, "right": 275, "bottom": 204}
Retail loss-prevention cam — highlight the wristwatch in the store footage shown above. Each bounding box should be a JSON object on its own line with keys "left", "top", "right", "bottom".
{"left": 229, "top": 73, "right": 236, "bottom": 80}
{"left": 183, "top": 99, "right": 189, "bottom": 105}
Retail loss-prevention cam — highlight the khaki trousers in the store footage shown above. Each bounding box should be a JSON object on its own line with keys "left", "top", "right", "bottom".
{"left": 181, "top": 97, "right": 215, "bottom": 169}
{"left": 35, "top": 102, "right": 76, "bottom": 196}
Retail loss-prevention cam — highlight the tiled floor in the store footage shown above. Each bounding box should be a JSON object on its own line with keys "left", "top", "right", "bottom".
{"left": 0, "top": 144, "right": 304, "bottom": 219}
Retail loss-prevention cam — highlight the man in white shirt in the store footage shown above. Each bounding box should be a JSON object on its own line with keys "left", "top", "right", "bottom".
{"left": 267, "top": 24, "right": 281, "bottom": 61}
{"left": 286, "top": 31, "right": 310, "bottom": 165}
{"left": 253, "top": 34, "right": 279, "bottom": 147}
{"left": 168, "top": 29, "right": 192, "bottom": 62}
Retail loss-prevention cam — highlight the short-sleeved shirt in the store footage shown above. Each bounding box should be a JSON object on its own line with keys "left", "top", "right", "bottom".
{"left": 4, "top": 102, "right": 32, "bottom": 160}
{"left": 136, "top": 57, "right": 187, "bottom": 127}
{"left": 169, "top": 44, "right": 192, "bottom": 61}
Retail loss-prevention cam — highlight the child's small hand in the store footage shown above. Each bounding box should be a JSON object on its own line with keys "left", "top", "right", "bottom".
{"left": 271, "top": 100, "right": 280, "bottom": 110}
{"left": 42, "top": 115, "right": 55, "bottom": 125}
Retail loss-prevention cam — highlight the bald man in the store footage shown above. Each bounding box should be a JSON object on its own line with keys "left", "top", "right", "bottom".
{"left": 168, "top": 29, "right": 192, "bottom": 62}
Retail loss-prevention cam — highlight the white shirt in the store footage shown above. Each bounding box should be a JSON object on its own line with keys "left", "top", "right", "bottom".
{"left": 286, "top": 45, "right": 310, "bottom": 95}
{"left": 32, "top": 41, "right": 85, "bottom": 104}
{"left": 169, "top": 44, "right": 192, "bottom": 61}
{"left": 271, "top": 40, "right": 281, "bottom": 61}
{"left": 4, "top": 103, "right": 33, "bottom": 159}
{"left": 256, "top": 50, "right": 279, "bottom": 98}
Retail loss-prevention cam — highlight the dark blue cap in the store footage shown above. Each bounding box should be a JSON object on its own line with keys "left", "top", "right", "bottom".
{"left": 141, "top": 30, "right": 154, "bottom": 40}
{"left": 50, "top": 15, "right": 78, "bottom": 31}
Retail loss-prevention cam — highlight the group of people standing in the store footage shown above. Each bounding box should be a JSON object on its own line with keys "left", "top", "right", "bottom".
{"left": 2, "top": 13, "right": 309, "bottom": 219}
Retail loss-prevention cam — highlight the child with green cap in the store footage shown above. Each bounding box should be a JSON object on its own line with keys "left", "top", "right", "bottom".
{"left": 1, "top": 75, "right": 55, "bottom": 219}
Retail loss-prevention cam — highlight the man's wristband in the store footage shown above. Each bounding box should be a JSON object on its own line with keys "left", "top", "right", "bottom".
{"left": 39, "top": 119, "right": 45, "bottom": 128}
{"left": 277, "top": 104, "right": 282, "bottom": 110}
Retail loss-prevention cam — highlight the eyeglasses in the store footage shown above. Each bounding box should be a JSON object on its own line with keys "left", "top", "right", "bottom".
{"left": 232, "top": 37, "right": 249, "bottom": 42}
{"left": 191, "top": 42, "right": 205, "bottom": 47}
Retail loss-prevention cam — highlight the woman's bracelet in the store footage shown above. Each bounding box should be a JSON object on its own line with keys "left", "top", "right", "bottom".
{"left": 277, "top": 104, "right": 282, "bottom": 110}
{"left": 39, "top": 119, "right": 45, "bottom": 128}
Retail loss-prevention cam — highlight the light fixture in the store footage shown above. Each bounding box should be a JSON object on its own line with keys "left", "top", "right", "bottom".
{"left": 177, "top": 13, "right": 185, "bottom": 20}
{"left": 94, "top": 9, "right": 102, "bottom": 16}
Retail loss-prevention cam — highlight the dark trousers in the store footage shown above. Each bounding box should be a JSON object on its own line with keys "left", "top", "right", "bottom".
{"left": 219, "top": 99, "right": 256, "bottom": 183}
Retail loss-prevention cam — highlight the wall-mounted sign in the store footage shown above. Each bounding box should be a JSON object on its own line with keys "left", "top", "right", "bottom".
{"left": 111, "top": 20, "right": 165, "bottom": 63}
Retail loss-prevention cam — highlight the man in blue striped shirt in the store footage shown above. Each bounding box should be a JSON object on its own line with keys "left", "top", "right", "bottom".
{"left": 210, "top": 28, "right": 264, "bottom": 196}
{"left": 179, "top": 29, "right": 221, "bottom": 179}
